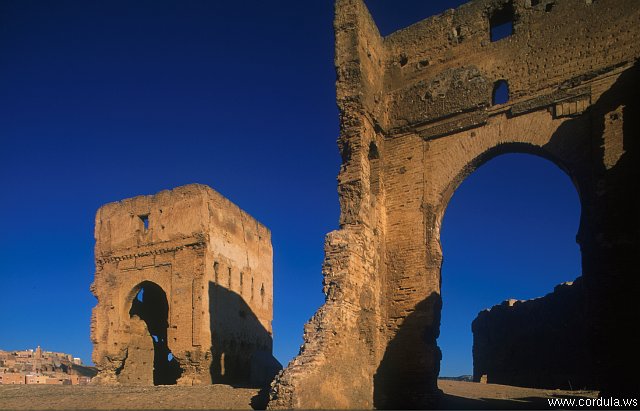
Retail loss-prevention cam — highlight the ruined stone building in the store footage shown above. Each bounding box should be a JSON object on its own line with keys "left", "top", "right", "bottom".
{"left": 472, "top": 277, "right": 590, "bottom": 390}
{"left": 91, "top": 184, "right": 281, "bottom": 386}
{"left": 269, "top": 0, "right": 640, "bottom": 408}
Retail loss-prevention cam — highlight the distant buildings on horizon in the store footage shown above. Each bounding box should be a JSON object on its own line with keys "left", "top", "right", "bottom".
{"left": 0, "top": 346, "right": 95, "bottom": 385}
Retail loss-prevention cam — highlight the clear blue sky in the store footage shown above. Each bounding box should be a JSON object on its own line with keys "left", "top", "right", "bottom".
{"left": 0, "top": 0, "right": 580, "bottom": 377}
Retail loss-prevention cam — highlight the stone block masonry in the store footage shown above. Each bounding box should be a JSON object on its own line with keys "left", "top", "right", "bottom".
{"left": 91, "top": 184, "right": 281, "bottom": 387}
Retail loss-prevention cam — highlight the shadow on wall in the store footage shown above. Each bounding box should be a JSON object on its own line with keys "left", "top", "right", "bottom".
{"left": 208, "top": 282, "right": 282, "bottom": 388}
{"left": 374, "top": 292, "right": 443, "bottom": 409}
{"left": 575, "top": 60, "right": 640, "bottom": 396}
{"left": 520, "top": 60, "right": 640, "bottom": 396}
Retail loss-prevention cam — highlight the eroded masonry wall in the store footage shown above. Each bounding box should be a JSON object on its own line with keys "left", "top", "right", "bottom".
{"left": 270, "top": 0, "right": 640, "bottom": 408}
{"left": 472, "top": 277, "right": 592, "bottom": 390}
{"left": 91, "top": 184, "right": 280, "bottom": 386}
{"left": 269, "top": 0, "right": 388, "bottom": 407}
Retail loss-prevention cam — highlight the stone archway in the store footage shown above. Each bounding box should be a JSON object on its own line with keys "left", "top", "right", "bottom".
{"left": 373, "top": 117, "right": 591, "bottom": 409}
{"left": 113, "top": 281, "right": 182, "bottom": 386}
{"left": 436, "top": 152, "right": 583, "bottom": 385}
{"left": 269, "top": 0, "right": 640, "bottom": 408}
{"left": 128, "top": 281, "right": 182, "bottom": 385}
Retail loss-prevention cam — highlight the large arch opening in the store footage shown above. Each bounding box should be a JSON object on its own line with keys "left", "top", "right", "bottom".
{"left": 129, "top": 281, "right": 182, "bottom": 385}
{"left": 437, "top": 152, "right": 583, "bottom": 387}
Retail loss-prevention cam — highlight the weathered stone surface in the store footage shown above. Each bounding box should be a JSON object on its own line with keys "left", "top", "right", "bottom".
{"left": 115, "top": 317, "right": 154, "bottom": 386}
{"left": 91, "top": 184, "right": 281, "bottom": 387}
{"left": 269, "top": 0, "right": 640, "bottom": 408}
{"left": 472, "top": 277, "right": 592, "bottom": 390}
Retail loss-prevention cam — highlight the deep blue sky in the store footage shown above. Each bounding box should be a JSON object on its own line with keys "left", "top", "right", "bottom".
{"left": 0, "top": 0, "right": 580, "bottom": 377}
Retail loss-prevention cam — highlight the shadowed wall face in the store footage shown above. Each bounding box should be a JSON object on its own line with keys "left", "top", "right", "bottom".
{"left": 209, "top": 282, "right": 281, "bottom": 386}
{"left": 91, "top": 184, "right": 279, "bottom": 387}
{"left": 269, "top": 0, "right": 640, "bottom": 408}
{"left": 472, "top": 277, "right": 592, "bottom": 390}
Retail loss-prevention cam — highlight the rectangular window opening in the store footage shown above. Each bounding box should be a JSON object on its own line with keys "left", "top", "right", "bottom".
{"left": 490, "top": 4, "right": 514, "bottom": 42}
{"left": 139, "top": 215, "right": 149, "bottom": 232}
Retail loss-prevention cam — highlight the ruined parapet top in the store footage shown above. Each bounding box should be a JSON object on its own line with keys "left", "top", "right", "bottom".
{"left": 477, "top": 277, "right": 582, "bottom": 314}
{"left": 337, "top": 0, "right": 640, "bottom": 136}
{"left": 95, "top": 183, "right": 271, "bottom": 258}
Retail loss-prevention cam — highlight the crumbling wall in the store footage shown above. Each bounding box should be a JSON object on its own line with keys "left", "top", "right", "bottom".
{"left": 91, "top": 184, "right": 280, "bottom": 386}
{"left": 268, "top": 1, "right": 388, "bottom": 407}
{"left": 270, "top": 0, "right": 640, "bottom": 408}
{"left": 115, "top": 317, "right": 154, "bottom": 385}
{"left": 472, "top": 277, "right": 592, "bottom": 390}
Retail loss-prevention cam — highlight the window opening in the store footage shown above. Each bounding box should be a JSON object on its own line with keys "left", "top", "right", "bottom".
{"left": 490, "top": 4, "right": 514, "bottom": 42}
{"left": 139, "top": 215, "right": 149, "bottom": 232}
{"left": 492, "top": 80, "right": 510, "bottom": 105}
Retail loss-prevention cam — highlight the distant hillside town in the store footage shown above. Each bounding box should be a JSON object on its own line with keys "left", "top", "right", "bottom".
{"left": 0, "top": 346, "right": 97, "bottom": 385}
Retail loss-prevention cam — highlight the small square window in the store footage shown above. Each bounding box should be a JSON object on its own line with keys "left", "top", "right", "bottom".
{"left": 139, "top": 215, "right": 149, "bottom": 231}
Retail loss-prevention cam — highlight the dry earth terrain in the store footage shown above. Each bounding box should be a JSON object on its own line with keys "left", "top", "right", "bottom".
{"left": 0, "top": 381, "right": 597, "bottom": 410}
{"left": 438, "top": 380, "right": 598, "bottom": 409}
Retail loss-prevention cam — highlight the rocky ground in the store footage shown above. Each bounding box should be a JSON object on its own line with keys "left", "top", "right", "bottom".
{"left": 0, "top": 380, "right": 598, "bottom": 410}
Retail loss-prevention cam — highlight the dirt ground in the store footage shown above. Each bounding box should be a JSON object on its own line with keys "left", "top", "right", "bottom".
{"left": 0, "top": 380, "right": 598, "bottom": 410}
{"left": 0, "top": 384, "right": 267, "bottom": 410}
{"left": 438, "top": 380, "right": 598, "bottom": 409}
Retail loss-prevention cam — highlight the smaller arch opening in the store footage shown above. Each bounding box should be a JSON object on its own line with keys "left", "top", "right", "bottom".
{"left": 492, "top": 80, "right": 510, "bottom": 105}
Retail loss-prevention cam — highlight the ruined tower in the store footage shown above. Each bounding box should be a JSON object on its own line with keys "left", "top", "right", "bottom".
{"left": 270, "top": 0, "right": 640, "bottom": 408}
{"left": 91, "top": 184, "right": 280, "bottom": 386}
